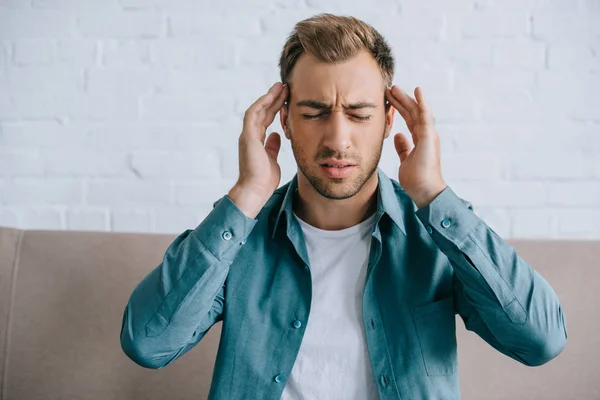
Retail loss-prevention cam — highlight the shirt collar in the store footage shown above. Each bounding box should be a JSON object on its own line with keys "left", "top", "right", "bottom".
{"left": 271, "top": 167, "right": 407, "bottom": 239}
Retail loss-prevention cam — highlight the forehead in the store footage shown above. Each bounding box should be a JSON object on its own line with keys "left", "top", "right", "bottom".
{"left": 289, "top": 49, "right": 385, "bottom": 102}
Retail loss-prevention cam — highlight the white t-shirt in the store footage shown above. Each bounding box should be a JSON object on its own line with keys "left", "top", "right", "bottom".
{"left": 280, "top": 211, "right": 380, "bottom": 400}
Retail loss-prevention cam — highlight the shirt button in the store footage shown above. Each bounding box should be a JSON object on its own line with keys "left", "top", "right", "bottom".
{"left": 380, "top": 375, "right": 389, "bottom": 387}
{"left": 426, "top": 226, "right": 433, "bottom": 234}
{"left": 274, "top": 374, "right": 285, "bottom": 383}
{"left": 292, "top": 320, "right": 302, "bottom": 329}
{"left": 222, "top": 231, "right": 232, "bottom": 240}
{"left": 441, "top": 218, "right": 452, "bottom": 228}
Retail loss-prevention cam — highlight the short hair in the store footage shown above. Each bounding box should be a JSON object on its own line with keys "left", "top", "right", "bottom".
{"left": 278, "top": 13, "right": 395, "bottom": 89}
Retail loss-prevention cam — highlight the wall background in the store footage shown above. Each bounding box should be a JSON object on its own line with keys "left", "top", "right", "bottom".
{"left": 0, "top": 0, "right": 598, "bottom": 237}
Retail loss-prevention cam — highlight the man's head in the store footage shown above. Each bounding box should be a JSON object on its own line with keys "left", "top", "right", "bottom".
{"left": 278, "top": 13, "right": 396, "bottom": 200}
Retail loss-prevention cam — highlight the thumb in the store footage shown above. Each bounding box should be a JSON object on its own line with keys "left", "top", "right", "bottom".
{"left": 264, "top": 132, "right": 281, "bottom": 160}
{"left": 394, "top": 133, "right": 412, "bottom": 163}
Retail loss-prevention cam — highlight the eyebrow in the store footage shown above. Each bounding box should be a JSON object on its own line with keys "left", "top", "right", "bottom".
{"left": 295, "top": 100, "right": 378, "bottom": 111}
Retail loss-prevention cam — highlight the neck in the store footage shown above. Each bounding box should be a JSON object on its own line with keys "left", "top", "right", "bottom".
{"left": 293, "top": 171, "right": 379, "bottom": 231}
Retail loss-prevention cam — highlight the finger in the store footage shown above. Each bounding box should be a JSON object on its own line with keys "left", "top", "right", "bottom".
{"left": 414, "top": 87, "right": 434, "bottom": 126}
{"left": 394, "top": 133, "right": 412, "bottom": 163}
{"left": 390, "top": 85, "right": 420, "bottom": 123}
{"left": 244, "top": 82, "right": 285, "bottom": 128}
{"left": 261, "top": 83, "right": 288, "bottom": 127}
{"left": 385, "top": 87, "right": 413, "bottom": 126}
{"left": 386, "top": 87, "right": 418, "bottom": 145}
{"left": 264, "top": 132, "right": 281, "bottom": 160}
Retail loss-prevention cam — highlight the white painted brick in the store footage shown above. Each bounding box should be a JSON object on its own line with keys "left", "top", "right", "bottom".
{"left": 111, "top": 209, "right": 153, "bottom": 232}
{"left": 86, "top": 123, "right": 179, "bottom": 150}
{"left": 153, "top": 206, "right": 206, "bottom": 233}
{"left": 0, "top": 3, "right": 597, "bottom": 236}
{"left": 20, "top": 208, "right": 64, "bottom": 230}
{"left": 64, "top": 95, "right": 139, "bottom": 121}
{"left": 0, "top": 179, "right": 84, "bottom": 205}
{"left": 0, "top": 150, "right": 44, "bottom": 176}
{"left": 582, "top": 0, "right": 600, "bottom": 12}
{"left": 12, "top": 40, "right": 55, "bottom": 65}
{"left": 45, "top": 151, "right": 129, "bottom": 177}
{"left": 173, "top": 123, "right": 239, "bottom": 150}
{"left": 511, "top": 208, "right": 558, "bottom": 239}
{"left": 546, "top": 182, "right": 600, "bottom": 207}
{"left": 556, "top": 208, "right": 600, "bottom": 237}
{"left": 0, "top": 95, "right": 61, "bottom": 120}
{"left": 140, "top": 95, "right": 234, "bottom": 123}
{"left": 100, "top": 40, "right": 150, "bottom": 67}
{"left": 533, "top": 13, "right": 600, "bottom": 41}
{"left": 56, "top": 40, "right": 98, "bottom": 66}
{"left": 77, "top": 11, "right": 164, "bottom": 38}
{"left": 391, "top": 66, "right": 452, "bottom": 94}
{"left": 476, "top": 92, "right": 554, "bottom": 124}
{"left": 87, "top": 180, "right": 171, "bottom": 206}
{"left": 474, "top": 0, "right": 575, "bottom": 12}
{"left": 173, "top": 180, "right": 236, "bottom": 206}
{"left": 492, "top": 39, "right": 546, "bottom": 69}
{"left": 547, "top": 42, "right": 598, "bottom": 71}
{"left": 66, "top": 208, "right": 109, "bottom": 230}
{"left": 508, "top": 153, "right": 599, "bottom": 180}
{"left": 0, "top": 208, "right": 20, "bottom": 228}
{"left": 0, "top": 66, "right": 83, "bottom": 94}
{"left": 536, "top": 71, "right": 600, "bottom": 121}
{"left": 0, "top": 43, "right": 8, "bottom": 68}
{"left": 150, "top": 39, "right": 235, "bottom": 69}
{"left": 0, "top": 10, "right": 74, "bottom": 38}
{"left": 32, "top": 0, "right": 118, "bottom": 8}
{"left": 168, "top": 12, "right": 262, "bottom": 37}
{"left": 453, "top": 68, "right": 536, "bottom": 96}
{"left": 441, "top": 123, "right": 600, "bottom": 156}
{"left": 446, "top": 181, "right": 547, "bottom": 207}
{"left": 130, "top": 150, "right": 221, "bottom": 179}
{"left": 441, "top": 154, "right": 502, "bottom": 180}
{"left": 446, "top": 11, "right": 529, "bottom": 39}
{"left": 85, "top": 68, "right": 156, "bottom": 95}
{"left": 417, "top": 93, "right": 477, "bottom": 123}
{"left": 0, "top": 121, "right": 87, "bottom": 149}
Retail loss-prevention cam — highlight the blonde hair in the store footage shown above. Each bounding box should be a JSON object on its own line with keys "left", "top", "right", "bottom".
{"left": 278, "top": 13, "right": 395, "bottom": 89}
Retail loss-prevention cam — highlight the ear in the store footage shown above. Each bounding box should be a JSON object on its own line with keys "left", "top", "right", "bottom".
{"left": 383, "top": 99, "right": 395, "bottom": 139}
{"left": 279, "top": 103, "right": 291, "bottom": 140}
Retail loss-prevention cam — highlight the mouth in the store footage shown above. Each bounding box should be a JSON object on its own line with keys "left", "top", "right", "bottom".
{"left": 319, "top": 161, "right": 357, "bottom": 178}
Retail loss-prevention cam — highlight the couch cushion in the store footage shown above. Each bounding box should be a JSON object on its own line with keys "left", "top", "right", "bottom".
{"left": 1, "top": 226, "right": 598, "bottom": 399}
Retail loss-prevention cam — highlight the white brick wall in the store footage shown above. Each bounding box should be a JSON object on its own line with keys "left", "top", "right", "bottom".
{"left": 0, "top": 0, "right": 598, "bottom": 238}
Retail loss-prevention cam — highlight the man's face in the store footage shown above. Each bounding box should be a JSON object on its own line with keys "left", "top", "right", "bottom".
{"left": 280, "top": 49, "right": 394, "bottom": 200}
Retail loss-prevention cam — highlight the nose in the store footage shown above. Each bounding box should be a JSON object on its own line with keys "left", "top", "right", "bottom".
{"left": 321, "top": 110, "right": 352, "bottom": 153}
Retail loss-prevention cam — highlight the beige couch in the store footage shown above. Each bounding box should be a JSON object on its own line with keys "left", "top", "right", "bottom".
{"left": 0, "top": 226, "right": 596, "bottom": 399}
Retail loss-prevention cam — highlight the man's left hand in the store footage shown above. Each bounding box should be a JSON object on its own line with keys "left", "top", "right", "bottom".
{"left": 385, "top": 85, "right": 447, "bottom": 209}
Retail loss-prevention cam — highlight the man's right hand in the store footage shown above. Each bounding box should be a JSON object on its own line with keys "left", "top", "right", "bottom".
{"left": 228, "top": 82, "right": 289, "bottom": 219}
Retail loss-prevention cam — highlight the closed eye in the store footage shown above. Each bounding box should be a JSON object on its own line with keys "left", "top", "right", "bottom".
{"left": 302, "top": 113, "right": 372, "bottom": 121}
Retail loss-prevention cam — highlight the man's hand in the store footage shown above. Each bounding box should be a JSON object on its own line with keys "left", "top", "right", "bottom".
{"left": 228, "top": 82, "right": 289, "bottom": 219}
{"left": 385, "top": 85, "right": 447, "bottom": 209}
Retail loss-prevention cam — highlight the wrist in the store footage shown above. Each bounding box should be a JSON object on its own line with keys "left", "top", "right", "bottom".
{"left": 410, "top": 182, "right": 447, "bottom": 209}
{"left": 227, "top": 184, "right": 269, "bottom": 219}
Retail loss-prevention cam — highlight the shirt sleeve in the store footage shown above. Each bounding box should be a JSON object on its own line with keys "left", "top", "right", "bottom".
{"left": 415, "top": 185, "right": 568, "bottom": 367}
{"left": 120, "top": 195, "right": 258, "bottom": 369}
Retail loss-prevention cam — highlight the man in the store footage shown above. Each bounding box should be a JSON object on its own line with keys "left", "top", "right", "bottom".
{"left": 120, "top": 13, "right": 567, "bottom": 400}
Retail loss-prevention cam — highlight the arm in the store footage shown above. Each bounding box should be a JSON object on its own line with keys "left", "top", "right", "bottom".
{"left": 120, "top": 195, "right": 257, "bottom": 369}
{"left": 415, "top": 186, "right": 567, "bottom": 367}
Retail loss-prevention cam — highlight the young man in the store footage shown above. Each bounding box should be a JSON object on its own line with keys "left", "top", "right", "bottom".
{"left": 120, "top": 13, "right": 567, "bottom": 400}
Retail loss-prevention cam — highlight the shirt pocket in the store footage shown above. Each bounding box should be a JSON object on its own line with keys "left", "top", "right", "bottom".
{"left": 412, "top": 295, "right": 457, "bottom": 377}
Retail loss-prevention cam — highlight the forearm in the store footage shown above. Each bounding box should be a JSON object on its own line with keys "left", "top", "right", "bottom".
{"left": 120, "top": 195, "right": 257, "bottom": 368}
{"left": 416, "top": 186, "right": 567, "bottom": 366}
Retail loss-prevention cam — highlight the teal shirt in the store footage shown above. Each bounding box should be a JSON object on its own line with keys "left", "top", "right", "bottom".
{"left": 120, "top": 168, "right": 567, "bottom": 399}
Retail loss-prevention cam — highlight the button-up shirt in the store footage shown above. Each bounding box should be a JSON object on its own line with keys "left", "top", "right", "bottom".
{"left": 120, "top": 168, "right": 567, "bottom": 399}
